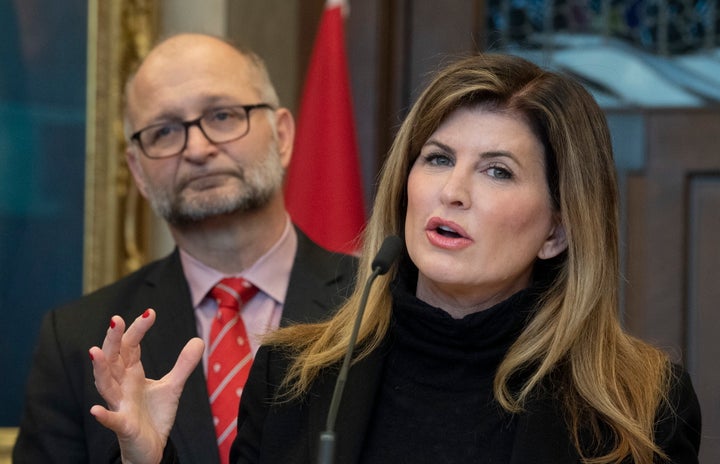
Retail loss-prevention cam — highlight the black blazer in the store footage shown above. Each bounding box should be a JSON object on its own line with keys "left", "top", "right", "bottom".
{"left": 233, "top": 343, "right": 702, "bottom": 464}
{"left": 13, "top": 229, "right": 358, "bottom": 464}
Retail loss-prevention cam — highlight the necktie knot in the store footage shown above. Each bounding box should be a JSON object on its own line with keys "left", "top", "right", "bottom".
{"left": 209, "top": 277, "right": 258, "bottom": 313}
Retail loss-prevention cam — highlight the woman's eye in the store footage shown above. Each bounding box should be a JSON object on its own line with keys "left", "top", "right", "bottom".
{"left": 487, "top": 165, "right": 512, "bottom": 179}
{"left": 424, "top": 153, "right": 453, "bottom": 166}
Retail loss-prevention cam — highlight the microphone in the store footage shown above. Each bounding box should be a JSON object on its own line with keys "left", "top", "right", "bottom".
{"left": 316, "top": 235, "right": 403, "bottom": 464}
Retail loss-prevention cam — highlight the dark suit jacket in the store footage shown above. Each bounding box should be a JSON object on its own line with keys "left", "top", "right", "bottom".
{"left": 233, "top": 342, "right": 702, "bottom": 463}
{"left": 13, "top": 229, "right": 357, "bottom": 464}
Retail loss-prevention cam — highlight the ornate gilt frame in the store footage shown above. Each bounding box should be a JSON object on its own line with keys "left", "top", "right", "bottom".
{"left": 84, "top": 0, "right": 159, "bottom": 292}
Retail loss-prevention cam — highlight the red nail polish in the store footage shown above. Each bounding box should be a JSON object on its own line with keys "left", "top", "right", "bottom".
{"left": 89, "top": 352, "right": 94, "bottom": 361}
{"left": 109, "top": 319, "right": 116, "bottom": 329}
{"left": 142, "top": 309, "right": 150, "bottom": 318}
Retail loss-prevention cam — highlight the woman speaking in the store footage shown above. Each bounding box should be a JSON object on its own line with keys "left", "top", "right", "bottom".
{"left": 90, "top": 53, "right": 701, "bottom": 464}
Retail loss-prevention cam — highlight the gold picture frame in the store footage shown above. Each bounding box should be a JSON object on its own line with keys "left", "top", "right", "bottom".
{"left": 0, "top": 427, "right": 18, "bottom": 464}
{"left": 84, "top": 0, "right": 159, "bottom": 293}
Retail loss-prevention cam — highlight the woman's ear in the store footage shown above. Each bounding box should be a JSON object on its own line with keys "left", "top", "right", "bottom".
{"left": 538, "top": 218, "right": 568, "bottom": 260}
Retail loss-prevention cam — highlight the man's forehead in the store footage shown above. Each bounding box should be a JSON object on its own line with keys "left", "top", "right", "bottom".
{"left": 125, "top": 40, "right": 261, "bottom": 123}
{"left": 127, "top": 89, "right": 256, "bottom": 126}
{"left": 127, "top": 67, "right": 255, "bottom": 115}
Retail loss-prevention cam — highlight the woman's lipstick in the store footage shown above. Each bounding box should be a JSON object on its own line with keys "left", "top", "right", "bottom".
{"left": 425, "top": 217, "right": 473, "bottom": 249}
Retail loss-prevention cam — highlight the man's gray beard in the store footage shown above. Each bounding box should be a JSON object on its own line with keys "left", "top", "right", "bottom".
{"left": 144, "top": 145, "right": 285, "bottom": 227}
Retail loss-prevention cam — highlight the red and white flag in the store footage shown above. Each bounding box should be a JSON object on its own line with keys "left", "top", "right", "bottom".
{"left": 284, "top": 0, "right": 366, "bottom": 255}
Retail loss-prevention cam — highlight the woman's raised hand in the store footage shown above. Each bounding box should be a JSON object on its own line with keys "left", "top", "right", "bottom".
{"left": 89, "top": 309, "right": 204, "bottom": 464}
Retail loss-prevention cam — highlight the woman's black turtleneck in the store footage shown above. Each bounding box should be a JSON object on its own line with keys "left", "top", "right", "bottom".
{"left": 359, "top": 264, "right": 541, "bottom": 464}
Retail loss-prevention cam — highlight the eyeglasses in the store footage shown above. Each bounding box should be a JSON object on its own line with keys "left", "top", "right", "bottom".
{"left": 130, "top": 103, "right": 274, "bottom": 159}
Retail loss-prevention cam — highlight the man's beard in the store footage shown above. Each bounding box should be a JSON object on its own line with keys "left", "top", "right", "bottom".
{"left": 141, "top": 143, "right": 285, "bottom": 226}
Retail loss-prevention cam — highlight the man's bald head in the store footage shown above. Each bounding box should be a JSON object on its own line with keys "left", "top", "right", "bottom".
{"left": 124, "top": 33, "right": 279, "bottom": 137}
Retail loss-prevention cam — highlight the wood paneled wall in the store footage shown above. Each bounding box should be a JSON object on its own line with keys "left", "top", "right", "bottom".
{"left": 621, "top": 110, "right": 720, "bottom": 464}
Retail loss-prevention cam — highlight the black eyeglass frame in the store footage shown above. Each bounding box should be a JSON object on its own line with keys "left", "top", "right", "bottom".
{"left": 129, "top": 103, "right": 275, "bottom": 159}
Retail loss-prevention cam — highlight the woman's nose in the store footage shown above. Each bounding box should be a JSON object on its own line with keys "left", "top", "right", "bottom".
{"left": 439, "top": 169, "right": 471, "bottom": 208}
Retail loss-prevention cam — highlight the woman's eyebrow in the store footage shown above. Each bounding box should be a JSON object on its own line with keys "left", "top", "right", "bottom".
{"left": 423, "top": 138, "right": 519, "bottom": 164}
{"left": 422, "top": 139, "right": 454, "bottom": 153}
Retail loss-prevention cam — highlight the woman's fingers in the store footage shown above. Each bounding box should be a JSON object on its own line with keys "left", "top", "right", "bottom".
{"left": 89, "top": 404, "right": 119, "bottom": 433}
{"left": 123, "top": 309, "right": 156, "bottom": 346}
{"left": 90, "top": 309, "right": 157, "bottom": 411}
{"left": 166, "top": 337, "right": 205, "bottom": 392}
{"left": 89, "top": 308, "right": 180, "bottom": 464}
{"left": 100, "top": 315, "right": 125, "bottom": 358}
{"left": 120, "top": 309, "right": 156, "bottom": 367}
{"left": 89, "top": 345, "right": 121, "bottom": 409}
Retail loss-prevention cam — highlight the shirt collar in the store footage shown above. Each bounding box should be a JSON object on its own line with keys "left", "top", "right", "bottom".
{"left": 179, "top": 216, "right": 297, "bottom": 308}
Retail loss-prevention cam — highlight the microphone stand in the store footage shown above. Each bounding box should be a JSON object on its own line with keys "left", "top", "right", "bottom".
{"left": 316, "top": 236, "right": 402, "bottom": 464}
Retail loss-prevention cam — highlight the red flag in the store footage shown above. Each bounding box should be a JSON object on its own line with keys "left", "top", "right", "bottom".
{"left": 285, "top": 0, "right": 365, "bottom": 255}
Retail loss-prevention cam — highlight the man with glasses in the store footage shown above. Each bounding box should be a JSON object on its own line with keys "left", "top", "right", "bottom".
{"left": 14, "top": 33, "right": 357, "bottom": 464}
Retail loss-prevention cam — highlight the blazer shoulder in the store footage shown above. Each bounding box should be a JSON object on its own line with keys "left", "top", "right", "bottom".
{"left": 50, "top": 251, "right": 186, "bottom": 325}
{"left": 293, "top": 227, "right": 359, "bottom": 279}
{"left": 283, "top": 229, "right": 359, "bottom": 324}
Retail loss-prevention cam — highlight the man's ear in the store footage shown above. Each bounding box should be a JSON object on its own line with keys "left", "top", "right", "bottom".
{"left": 274, "top": 108, "right": 295, "bottom": 169}
{"left": 125, "top": 147, "right": 149, "bottom": 199}
{"left": 538, "top": 218, "right": 568, "bottom": 260}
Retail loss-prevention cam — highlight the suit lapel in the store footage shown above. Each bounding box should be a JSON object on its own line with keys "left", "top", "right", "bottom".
{"left": 138, "top": 250, "right": 221, "bottom": 463}
{"left": 282, "top": 229, "right": 355, "bottom": 326}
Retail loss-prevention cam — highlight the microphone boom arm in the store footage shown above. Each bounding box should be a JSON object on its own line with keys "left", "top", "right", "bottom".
{"left": 316, "top": 235, "right": 403, "bottom": 464}
{"left": 327, "top": 265, "right": 380, "bottom": 431}
{"left": 317, "top": 266, "right": 381, "bottom": 464}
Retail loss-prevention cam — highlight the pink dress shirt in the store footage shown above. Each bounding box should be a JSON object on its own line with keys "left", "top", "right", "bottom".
{"left": 179, "top": 217, "right": 297, "bottom": 375}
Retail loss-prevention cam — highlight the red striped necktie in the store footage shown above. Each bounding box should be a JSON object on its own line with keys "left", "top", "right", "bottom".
{"left": 207, "top": 277, "right": 259, "bottom": 464}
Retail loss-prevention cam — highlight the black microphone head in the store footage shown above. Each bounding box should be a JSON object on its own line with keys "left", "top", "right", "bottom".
{"left": 371, "top": 235, "right": 403, "bottom": 275}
